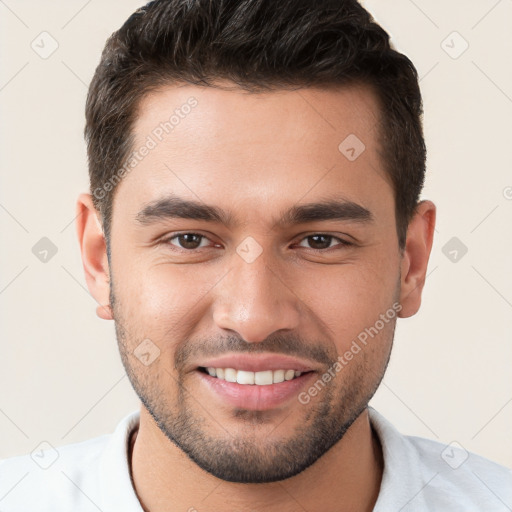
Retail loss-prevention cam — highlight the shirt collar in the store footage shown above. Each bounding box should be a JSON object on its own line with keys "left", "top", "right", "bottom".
{"left": 98, "top": 409, "right": 143, "bottom": 511}
{"left": 369, "top": 406, "right": 431, "bottom": 511}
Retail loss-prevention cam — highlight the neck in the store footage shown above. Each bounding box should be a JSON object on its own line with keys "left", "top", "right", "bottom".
{"left": 129, "top": 406, "right": 383, "bottom": 512}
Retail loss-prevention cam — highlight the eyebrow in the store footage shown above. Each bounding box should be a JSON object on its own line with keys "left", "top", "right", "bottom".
{"left": 135, "top": 194, "right": 374, "bottom": 229}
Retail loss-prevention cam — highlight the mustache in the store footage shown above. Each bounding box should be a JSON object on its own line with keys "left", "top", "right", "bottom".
{"left": 174, "top": 333, "right": 336, "bottom": 370}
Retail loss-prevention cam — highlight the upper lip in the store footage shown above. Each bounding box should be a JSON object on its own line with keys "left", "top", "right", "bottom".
{"left": 196, "top": 353, "right": 318, "bottom": 373}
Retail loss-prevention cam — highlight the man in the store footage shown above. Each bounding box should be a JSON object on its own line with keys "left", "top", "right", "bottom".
{"left": 1, "top": 0, "right": 510, "bottom": 510}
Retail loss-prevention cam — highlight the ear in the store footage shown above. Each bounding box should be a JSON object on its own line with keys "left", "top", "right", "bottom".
{"left": 398, "top": 200, "right": 436, "bottom": 318}
{"left": 75, "top": 193, "right": 113, "bottom": 320}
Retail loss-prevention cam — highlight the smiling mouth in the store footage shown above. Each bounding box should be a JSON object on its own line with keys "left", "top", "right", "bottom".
{"left": 198, "top": 366, "right": 313, "bottom": 385}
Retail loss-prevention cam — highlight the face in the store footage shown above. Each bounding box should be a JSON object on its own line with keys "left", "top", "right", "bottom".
{"left": 107, "top": 82, "right": 403, "bottom": 483}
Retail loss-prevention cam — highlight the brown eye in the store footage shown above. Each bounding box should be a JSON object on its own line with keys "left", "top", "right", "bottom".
{"left": 168, "top": 233, "right": 209, "bottom": 250}
{"left": 297, "top": 234, "right": 351, "bottom": 251}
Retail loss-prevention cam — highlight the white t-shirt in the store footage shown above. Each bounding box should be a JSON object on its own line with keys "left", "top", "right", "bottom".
{"left": 0, "top": 407, "right": 510, "bottom": 511}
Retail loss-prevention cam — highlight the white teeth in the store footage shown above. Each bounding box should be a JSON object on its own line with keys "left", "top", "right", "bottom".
{"left": 273, "top": 369, "right": 285, "bottom": 383}
{"left": 236, "top": 370, "right": 255, "bottom": 385}
{"left": 204, "top": 367, "right": 304, "bottom": 385}
{"left": 255, "top": 370, "right": 273, "bottom": 385}
{"left": 224, "top": 368, "right": 237, "bottom": 383}
{"left": 284, "top": 369, "right": 295, "bottom": 381}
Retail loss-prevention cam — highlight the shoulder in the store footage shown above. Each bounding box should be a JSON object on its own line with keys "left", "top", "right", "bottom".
{"left": 407, "top": 434, "right": 512, "bottom": 505}
{"left": 369, "top": 407, "right": 512, "bottom": 511}
{"left": 0, "top": 434, "right": 110, "bottom": 512}
{"left": 0, "top": 410, "right": 140, "bottom": 512}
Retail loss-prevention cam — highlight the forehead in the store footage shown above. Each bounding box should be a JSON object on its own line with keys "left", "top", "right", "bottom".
{"left": 113, "top": 82, "right": 393, "bottom": 228}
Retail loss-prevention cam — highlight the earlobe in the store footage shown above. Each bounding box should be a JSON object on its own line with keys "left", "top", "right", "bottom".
{"left": 398, "top": 200, "right": 436, "bottom": 318}
{"left": 75, "top": 193, "right": 113, "bottom": 320}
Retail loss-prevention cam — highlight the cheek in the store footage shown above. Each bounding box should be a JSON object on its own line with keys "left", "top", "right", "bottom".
{"left": 113, "top": 259, "right": 224, "bottom": 343}
{"left": 296, "top": 251, "right": 399, "bottom": 349}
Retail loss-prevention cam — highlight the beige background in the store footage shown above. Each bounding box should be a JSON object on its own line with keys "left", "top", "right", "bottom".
{"left": 0, "top": 0, "right": 511, "bottom": 469}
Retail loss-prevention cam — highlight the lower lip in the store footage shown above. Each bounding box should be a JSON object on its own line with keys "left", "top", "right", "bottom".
{"left": 196, "top": 370, "right": 316, "bottom": 411}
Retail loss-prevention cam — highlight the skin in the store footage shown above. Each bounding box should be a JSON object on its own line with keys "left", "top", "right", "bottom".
{"left": 76, "top": 81, "right": 436, "bottom": 512}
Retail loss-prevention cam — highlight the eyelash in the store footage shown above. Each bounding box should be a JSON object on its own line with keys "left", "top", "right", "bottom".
{"left": 161, "top": 232, "right": 353, "bottom": 253}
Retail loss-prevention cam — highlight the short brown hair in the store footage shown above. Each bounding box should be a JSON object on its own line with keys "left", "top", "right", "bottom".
{"left": 85, "top": 0, "right": 426, "bottom": 251}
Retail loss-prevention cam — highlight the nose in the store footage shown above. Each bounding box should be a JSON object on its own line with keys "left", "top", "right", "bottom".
{"left": 212, "top": 245, "right": 302, "bottom": 343}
